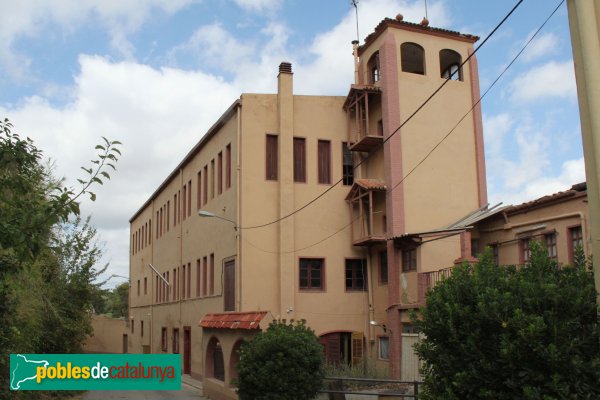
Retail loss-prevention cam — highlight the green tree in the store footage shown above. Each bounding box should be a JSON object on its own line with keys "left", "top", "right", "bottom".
{"left": 0, "top": 118, "right": 120, "bottom": 398}
{"left": 413, "top": 242, "right": 600, "bottom": 400}
{"left": 236, "top": 319, "right": 325, "bottom": 400}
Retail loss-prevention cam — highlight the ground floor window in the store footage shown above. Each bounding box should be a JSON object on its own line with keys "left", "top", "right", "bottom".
{"left": 378, "top": 337, "right": 389, "bottom": 360}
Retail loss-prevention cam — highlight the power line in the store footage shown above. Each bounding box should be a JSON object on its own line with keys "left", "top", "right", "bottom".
{"left": 240, "top": 0, "right": 525, "bottom": 230}
{"left": 241, "top": 0, "right": 565, "bottom": 255}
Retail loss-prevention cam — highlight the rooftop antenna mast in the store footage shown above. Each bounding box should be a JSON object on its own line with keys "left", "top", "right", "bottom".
{"left": 351, "top": 0, "right": 360, "bottom": 43}
{"left": 424, "top": 0, "right": 428, "bottom": 19}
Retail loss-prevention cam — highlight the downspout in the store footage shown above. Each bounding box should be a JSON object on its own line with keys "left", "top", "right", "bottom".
{"left": 179, "top": 169, "right": 183, "bottom": 339}
{"left": 236, "top": 102, "right": 243, "bottom": 311}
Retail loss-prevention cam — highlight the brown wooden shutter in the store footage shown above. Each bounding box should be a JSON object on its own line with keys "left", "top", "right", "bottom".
{"left": 351, "top": 332, "right": 364, "bottom": 366}
{"left": 319, "top": 333, "right": 341, "bottom": 365}
{"left": 224, "top": 260, "right": 235, "bottom": 311}
{"left": 318, "top": 140, "right": 331, "bottom": 184}
{"left": 266, "top": 134, "right": 278, "bottom": 180}
{"left": 293, "top": 137, "right": 306, "bottom": 182}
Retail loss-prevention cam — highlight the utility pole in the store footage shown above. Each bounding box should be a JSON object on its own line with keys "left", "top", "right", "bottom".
{"left": 566, "top": 0, "right": 600, "bottom": 309}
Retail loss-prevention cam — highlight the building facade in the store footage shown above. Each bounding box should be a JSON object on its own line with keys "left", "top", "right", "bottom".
{"left": 129, "top": 15, "right": 487, "bottom": 398}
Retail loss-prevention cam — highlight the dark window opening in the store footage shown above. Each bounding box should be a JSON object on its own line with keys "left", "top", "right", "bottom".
{"left": 266, "top": 134, "right": 278, "bottom": 181}
{"left": 402, "top": 248, "right": 417, "bottom": 272}
{"left": 345, "top": 258, "right": 367, "bottom": 291}
{"left": 401, "top": 42, "right": 425, "bottom": 75}
{"left": 368, "top": 51, "right": 380, "bottom": 83}
{"left": 342, "top": 142, "right": 354, "bottom": 186}
{"left": 318, "top": 140, "right": 331, "bottom": 184}
{"left": 293, "top": 137, "right": 306, "bottom": 183}
{"left": 379, "top": 251, "right": 388, "bottom": 284}
{"left": 299, "top": 258, "right": 324, "bottom": 290}
{"left": 440, "top": 49, "right": 463, "bottom": 81}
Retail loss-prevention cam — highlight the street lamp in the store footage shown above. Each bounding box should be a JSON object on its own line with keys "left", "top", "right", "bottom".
{"left": 198, "top": 210, "right": 237, "bottom": 231}
{"left": 370, "top": 320, "right": 388, "bottom": 333}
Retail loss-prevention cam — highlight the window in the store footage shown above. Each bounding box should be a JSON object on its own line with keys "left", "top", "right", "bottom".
{"left": 568, "top": 225, "right": 583, "bottom": 264}
{"left": 490, "top": 243, "right": 499, "bottom": 266}
{"left": 379, "top": 251, "right": 388, "bottom": 284}
{"left": 144, "top": 277, "right": 147, "bottom": 295}
{"left": 187, "top": 262, "right": 191, "bottom": 299}
{"left": 149, "top": 219, "right": 151, "bottom": 244}
{"left": 299, "top": 258, "right": 324, "bottom": 290}
{"left": 293, "top": 137, "right": 306, "bottom": 183}
{"left": 177, "top": 190, "right": 181, "bottom": 224}
{"left": 378, "top": 337, "right": 389, "bottom": 360}
{"left": 202, "top": 256, "right": 208, "bottom": 296}
{"left": 131, "top": 320, "right": 134, "bottom": 334}
{"left": 211, "top": 159, "right": 215, "bottom": 199}
{"left": 318, "top": 140, "right": 331, "bottom": 184}
{"left": 345, "top": 259, "right": 367, "bottom": 291}
{"left": 161, "top": 327, "right": 168, "bottom": 351}
{"left": 209, "top": 253, "right": 215, "bottom": 295}
{"left": 182, "top": 264, "right": 186, "bottom": 300}
{"left": 520, "top": 238, "right": 531, "bottom": 263}
{"left": 137, "top": 280, "right": 140, "bottom": 296}
{"left": 439, "top": 49, "right": 463, "bottom": 81}
{"left": 226, "top": 143, "right": 232, "bottom": 189}
{"left": 173, "top": 328, "right": 179, "bottom": 354}
{"left": 173, "top": 268, "right": 177, "bottom": 301}
{"left": 545, "top": 233, "right": 557, "bottom": 259}
{"left": 173, "top": 194, "right": 177, "bottom": 226}
{"left": 156, "top": 278, "right": 159, "bottom": 302}
{"left": 368, "top": 51, "right": 380, "bottom": 83}
{"left": 471, "top": 238, "right": 480, "bottom": 258}
{"left": 141, "top": 320, "right": 144, "bottom": 337}
{"left": 182, "top": 184, "right": 187, "bottom": 221}
{"left": 401, "top": 42, "right": 425, "bottom": 75}
{"left": 203, "top": 166, "right": 208, "bottom": 205}
{"left": 224, "top": 260, "right": 235, "bottom": 311}
{"left": 402, "top": 248, "right": 417, "bottom": 272}
{"left": 218, "top": 151, "right": 223, "bottom": 195}
{"left": 342, "top": 142, "right": 354, "bottom": 186}
{"left": 266, "top": 134, "right": 278, "bottom": 180}
{"left": 187, "top": 180, "right": 192, "bottom": 217}
{"left": 196, "top": 259, "right": 201, "bottom": 297}
{"left": 196, "top": 171, "right": 202, "bottom": 210}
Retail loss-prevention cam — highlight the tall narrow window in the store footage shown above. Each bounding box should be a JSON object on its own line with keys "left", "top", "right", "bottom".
{"left": 149, "top": 219, "right": 151, "bottom": 244}
{"left": 156, "top": 278, "right": 159, "bottom": 302}
{"left": 266, "top": 134, "right": 278, "bottom": 181}
{"left": 568, "top": 225, "right": 583, "bottom": 264}
{"left": 226, "top": 144, "right": 232, "bottom": 189}
{"left": 491, "top": 243, "right": 499, "bottom": 265}
{"left": 187, "top": 262, "right": 191, "bottom": 299}
{"left": 401, "top": 42, "right": 425, "bottom": 75}
{"left": 141, "top": 226, "right": 145, "bottom": 249}
{"left": 299, "top": 258, "right": 324, "bottom": 290}
{"left": 159, "top": 208, "right": 163, "bottom": 237}
{"left": 173, "top": 268, "right": 177, "bottom": 301}
{"left": 520, "top": 238, "right": 531, "bottom": 264}
{"left": 203, "top": 165, "right": 208, "bottom": 204}
{"left": 218, "top": 152, "right": 223, "bottom": 195}
{"left": 144, "top": 277, "right": 147, "bottom": 295}
{"left": 177, "top": 190, "right": 181, "bottom": 225}
{"left": 224, "top": 260, "right": 235, "bottom": 311}
{"left": 187, "top": 180, "right": 192, "bottom": 217}
{"left": 182, "top": 184, "right": 187, "bottom": 221}
{"left": 293, "top": 137, "right": 306, "bottom": 183}
{"left": 318, "top": 140, "right": 331, "bottom": 184}
{"left": 196, "top": 259, "right": 201, "bottom": 297}
{"left": 368, "top": 51, "right": 380, "bottom": 83}
{"left": 210, "top": 159, "right": 215, "bottom": 199}
{"left": 209, "top": 253, "right": 215, "bottom": 295}
{"left": 202, "top": 256, "right": 208, "bottom": 296}
{"left": 402, "top": 248, "right": 417, "bottom": 272}
{"left": 197, "top": 171, "right": 202, "bottom": 209}
{"left": 345, "top": 259, "right": 367, "bottom": 291}
{"left": 342, "top": 142, "right": 354, "bottom": 186}
{"left": 545, "top": 233, "right": 557, "bottom": 259}
{"left": 439, "top": 49, "right": 463, "bottom": 81}
{"left": 137, "top": 280, "right": 140, "bottom": 296}
{"left": 167, "top": 201, "right": 170, "bottom": 231}
{"left": 181, "top": 265, "right": 186, "bottom": 300}
{"left": 174, "top": 194, "right": 178, "bottom": 226}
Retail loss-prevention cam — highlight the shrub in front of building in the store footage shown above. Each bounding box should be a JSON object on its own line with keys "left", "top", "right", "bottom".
{"left": 413, "top": 242, "right": 600, "bottom": 400}
{"left": 236, "top": 319, "right": 324, "bottom": 400}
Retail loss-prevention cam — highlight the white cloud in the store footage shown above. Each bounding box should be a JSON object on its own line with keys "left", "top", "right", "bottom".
{"left": 233, "top": 0, "right": 282, "bottom": 13}
{"left": 1, "top": 55, "right": 240, "bottom": 277}
{"left": 0, "top": 0, "right": 197, "bottom": 76}
{"left": 509, "top": 60, "right": 576, "bottom": 102}
{"left": 521, "top": 32, "right": 559, "bottom": 63}
{"left": 483, "top": 113, "right": 513, "bottom": 156}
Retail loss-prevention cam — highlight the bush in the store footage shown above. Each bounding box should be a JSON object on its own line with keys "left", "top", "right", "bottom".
{"left": 236, "top": 319, "right": 324, "bottom": 400}
{"left": 413, "top": 242, "right": 600, "bottom": 400}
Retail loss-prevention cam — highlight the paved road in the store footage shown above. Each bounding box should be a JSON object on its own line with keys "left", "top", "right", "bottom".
{"left": 77, "top": 383, "right": 209, "bottom": 399}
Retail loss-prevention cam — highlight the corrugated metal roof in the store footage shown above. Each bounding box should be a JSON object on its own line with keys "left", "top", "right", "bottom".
{"left": 199, "top": 311, "right": 267, "bottom": 330}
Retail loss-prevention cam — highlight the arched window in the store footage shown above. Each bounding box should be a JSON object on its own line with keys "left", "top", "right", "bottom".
{"left": 401, "top": 42, "right": 425, "bottom": 75}
{"left": 368, "top": 51, "right": 380, "bottom": 84}
{"left": 229, "top": 339, "right": 244, "bottom": 386}
{"left": 439, "top": 49, "right": 463, "bottom": 81}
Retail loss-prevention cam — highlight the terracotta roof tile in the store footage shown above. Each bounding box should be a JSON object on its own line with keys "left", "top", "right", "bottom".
{"left": 505, "top": 182, "right": 587, "bottom": 215}
{"left": 199, "top": 311, "right": 267, "bottom": 330}
{"left": 354, "top": 178, "right": 387, "bottom": 191}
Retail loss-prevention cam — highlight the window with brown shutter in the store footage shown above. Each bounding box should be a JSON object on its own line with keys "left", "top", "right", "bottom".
{"left": 224, "top": 260, "right": 235, "bottom": 311}
{"left": 209, "top": 253, "right": 215, "bottom": 295}
{"left": 187, "top": 180, "right": 192, "bottom": 217}
{"left": 342, "top": 142, "right": 354, "bottom": 186}
{"left": 318, "top": 140, "right": 331, "bottom": 184}
{"left": 173, "top": 194, "right": 177, "bottom": 226}
{"left": 197, "top": 171, "right": 202, "bottom": 209}
{"left": 210, "top": 159, "right": 215, "bottom": 199}
{"left": 266, "top": 134, "right": 278, "bottom": 180}
{"left": 293, "top": 137, "right": 306, "bottom": 183}
{"left": 182, "top": 184, "right": 187, "bottom": 221}
{"left": 225, "top": 144, "right": 232, "bottom": 189}
{"left": 218, "top": 151, "right": 223, "bottom": 195}
{"left": 203, "top": 165, "right": 208, "bottom": 205}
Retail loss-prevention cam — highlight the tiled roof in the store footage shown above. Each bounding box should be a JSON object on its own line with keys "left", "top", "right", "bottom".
{"left": 199, "top": 311, "right": 267, "bottom": 330}
{"left": 358, "top": 17, "right": 479, "bottom": 56}
{"left": 354, "top": 178, "right": 387, "bottom": 191}
{"left": 505, "top": 182, "right": 587, "bottom": 215}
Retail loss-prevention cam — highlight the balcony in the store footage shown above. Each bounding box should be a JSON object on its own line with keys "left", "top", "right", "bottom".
{"left": 417, "top": 267, "right": 453, "bottom": 303}
{"left": 343, "top": 85, "right": 383, "bottom": 153}
{"left": 346, "top": 179, "right": 387, "bottom": 246}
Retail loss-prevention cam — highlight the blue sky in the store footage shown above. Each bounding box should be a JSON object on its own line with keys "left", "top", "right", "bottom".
{"left": 0, "top": 0, "right": 583, "bottom": 282}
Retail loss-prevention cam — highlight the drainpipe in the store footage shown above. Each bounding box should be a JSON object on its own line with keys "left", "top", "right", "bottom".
{"left": 352, "top": 40, "right": 360, "bottom": 85}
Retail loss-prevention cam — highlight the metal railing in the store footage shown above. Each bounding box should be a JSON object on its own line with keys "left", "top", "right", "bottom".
{"left": 320, "top": 377, "right": 422, "bottom": 398}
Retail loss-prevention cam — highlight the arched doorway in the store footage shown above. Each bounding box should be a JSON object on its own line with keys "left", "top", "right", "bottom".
{"left": 205, "top": 337, "right": 225, "bottom": 381}
{"left": 228, "top": 339, "right": 244, "bottom": 386}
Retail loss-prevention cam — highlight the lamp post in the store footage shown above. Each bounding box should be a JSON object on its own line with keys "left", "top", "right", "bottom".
{"left": 198, "top": 210, "right": 238, "bottom": 231}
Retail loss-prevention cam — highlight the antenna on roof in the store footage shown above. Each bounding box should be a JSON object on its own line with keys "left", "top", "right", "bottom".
{"left": 350, "top": 0, "right": 360, "bottom": 43}
{"left": 424, "top": 0, "right": 428, "bottom": 20}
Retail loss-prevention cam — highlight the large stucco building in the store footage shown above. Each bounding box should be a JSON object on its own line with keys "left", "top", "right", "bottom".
{"left": 128, "top": 15, "right": 493, "bottom": 399}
